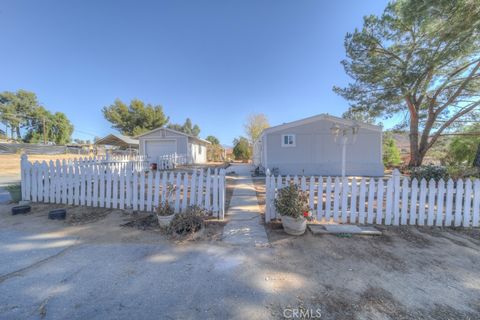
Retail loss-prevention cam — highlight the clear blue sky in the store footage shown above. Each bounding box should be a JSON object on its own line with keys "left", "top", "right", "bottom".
{"left": 0, "top": 0, "right": 389, "bottom": 145}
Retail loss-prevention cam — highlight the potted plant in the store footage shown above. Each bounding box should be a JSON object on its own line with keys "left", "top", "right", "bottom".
{"left": 274, "top": 184, "right": 311, "bottom": 235}
{"left": 156, "top": 183, "right": 176, "bottom": 227}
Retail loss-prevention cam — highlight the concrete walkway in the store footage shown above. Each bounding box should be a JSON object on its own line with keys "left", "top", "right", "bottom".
{"left": 223, "top": 164, "right": 269, "bottom": 247}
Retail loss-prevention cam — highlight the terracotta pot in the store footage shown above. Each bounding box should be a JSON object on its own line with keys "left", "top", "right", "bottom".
{"left": 157, "top": 214, "right": 175, "bottom": 227}
{"left": 281, "top": 215, "right": 307, "bottom": 236}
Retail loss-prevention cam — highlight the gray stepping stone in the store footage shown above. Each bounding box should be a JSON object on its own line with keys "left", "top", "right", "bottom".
{"left": 308, "top": 224, "right": 382, "bottom": 236}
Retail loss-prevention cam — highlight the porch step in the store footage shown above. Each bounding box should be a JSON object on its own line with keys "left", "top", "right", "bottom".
{"left": 308, "top": 224, "right": 382, "bottom": 236}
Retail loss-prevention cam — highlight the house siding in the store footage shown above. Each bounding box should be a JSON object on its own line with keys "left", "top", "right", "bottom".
{"left": 138, "top": 128, "right": 188, "bottom": 159}
{"left": 188, "top": 137, "right": 207, "bottom": 164}
{"left": 263, "top": 119, "right": 384, "bottom": 176}
{"left": 138, "top": 128, "right": 210, "bottom": 165}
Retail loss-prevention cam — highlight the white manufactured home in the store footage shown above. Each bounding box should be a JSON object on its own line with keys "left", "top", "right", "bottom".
{"left": 136, "top": 127, "right": 210, "bottom": 164}
{"left": 253, "top": 114, "right": 384, "bottom": 176}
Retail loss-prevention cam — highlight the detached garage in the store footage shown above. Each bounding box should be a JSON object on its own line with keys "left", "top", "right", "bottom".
{"left": 136, "top": 127, "right": 210, "bottom": 164}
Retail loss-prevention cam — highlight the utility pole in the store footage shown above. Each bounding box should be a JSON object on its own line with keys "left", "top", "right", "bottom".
{"left": 43, "top": 117, "right": 46, "bottom": 144}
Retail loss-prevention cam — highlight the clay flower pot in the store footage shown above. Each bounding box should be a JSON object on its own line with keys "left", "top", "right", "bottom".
{"left": 281, "top": 215, "right": 307, "bottom": 236}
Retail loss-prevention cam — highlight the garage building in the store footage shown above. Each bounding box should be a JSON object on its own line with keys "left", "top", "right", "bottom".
{"left": 136, "top": 127, "right": 210, "bottom": 164}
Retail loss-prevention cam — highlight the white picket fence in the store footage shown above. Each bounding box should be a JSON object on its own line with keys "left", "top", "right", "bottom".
{"left": 74, "top": 155, "right": 150, "bottom": 172}
{"left": 154, "top": 153, "right": 188, "bottom": 170}
{"left": 20, "top": 155, "right": 226, "bottom": 218}
{"left": 265, "top": 170, "right": 480, "bottom": 228}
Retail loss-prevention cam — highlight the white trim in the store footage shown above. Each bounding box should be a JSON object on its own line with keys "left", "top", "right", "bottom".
{"left": 281, "top": 134, "right": 296, "bottom": 147}
{"left": 135, "top": 127, "right": 211, "bottom": 145}
{"left": 262, "top": 114, "right": 382, "bottom": 135}
{"left": 263, "top": 135, "right": 268, "bottom": 168}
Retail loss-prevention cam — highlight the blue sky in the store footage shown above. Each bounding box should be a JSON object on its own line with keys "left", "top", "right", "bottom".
{"left": 0, "top": 0, "right": 390, "bottom": 145}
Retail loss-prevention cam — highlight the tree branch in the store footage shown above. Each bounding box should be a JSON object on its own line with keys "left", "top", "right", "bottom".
{"left": 426, "top": 101, "right": 480, "bottom": 150}
{"left": 431, "top": 59, "right": 480, "bottom": 109}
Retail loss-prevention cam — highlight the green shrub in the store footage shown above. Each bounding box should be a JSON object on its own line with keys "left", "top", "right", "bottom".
{"left": 409, "top": 165, "right": 449, "bottom": 181}
{"left": 383, "top": 135, "right": 402, "bottom": 168}
{"left": 274, "top": 184, "right": 309, "bottom": 219}
{"left": 446, "top": 165, "right": 480, "bottom": 180}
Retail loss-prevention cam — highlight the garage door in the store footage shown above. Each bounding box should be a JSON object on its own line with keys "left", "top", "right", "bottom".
{"left": 145, "top": 140, "right": 177, "bottom": 159}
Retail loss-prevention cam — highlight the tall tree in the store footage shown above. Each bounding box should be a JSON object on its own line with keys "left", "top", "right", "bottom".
{"left": 167, "top": 118, "right": 201, "bottom": 136}
{"left": 206, "top": 135, "right": 223, "bottom": 161}
{"left": 102, "top": 99, "right": 169, "bottom": 136}
{"left": 0, "top": 90, "right": 40, "bottom": 139}
{"left": 334, "top": 0, "right": 480, "bottom": 166}
{"left": 205, "top": 135, "right": 220, "bottom": 145}
{"left": 244, "top": 113, "right": 269, "bottom": 144}
{"left": 23, "top": 107, "right": 74, "bottom": 144}
{"left": 233, "top": 137, "right": 251, "bottom": 161}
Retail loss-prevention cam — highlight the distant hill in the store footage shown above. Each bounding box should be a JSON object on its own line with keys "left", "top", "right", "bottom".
{"left": 388, "top": 131, "right": 451, "bottom": 165}
{"left": 389, "top": 132, "right": 410, "bottom": 155}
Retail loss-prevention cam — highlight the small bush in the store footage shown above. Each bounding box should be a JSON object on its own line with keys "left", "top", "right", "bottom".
{"left": 156, "top": 202, "right": 174, "bottom": 216}
{"left": 383, "top": 134, "right": 402, "bottom": 168}
{"left": 156, "top": 183, "right": 176, "bottom": 216}
{"left": 447, "top": 165, "right": 480, "bottom": 180}
{"left": 409, "top": 164, "right": 450, "bottom": 181}
{"left": 274, "top": 184, "right": 309, "bottom": 219}
{"left": 169, "top": 205, "right": 210, "bottom": 235}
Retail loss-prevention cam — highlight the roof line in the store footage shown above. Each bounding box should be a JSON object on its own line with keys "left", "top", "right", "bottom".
{"left": 135, "top": 127, "right": 211, "bottom": 144}
{"left": 262, "top": 113, "right": 382, "bottom": 136}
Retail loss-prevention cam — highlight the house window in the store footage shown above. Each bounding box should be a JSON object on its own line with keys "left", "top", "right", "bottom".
{"left": 199, "top": 145, "right": 202, "bottom": 154}
{"left": 281, "top": 134, "right": 296, "bottom": 147}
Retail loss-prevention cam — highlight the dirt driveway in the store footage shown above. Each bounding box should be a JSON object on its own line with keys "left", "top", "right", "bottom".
{"left": 0, "top": 201, "right": 479, "bottom": 319}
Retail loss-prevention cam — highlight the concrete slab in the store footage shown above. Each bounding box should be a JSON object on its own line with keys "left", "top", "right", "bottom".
{"left": 223, "top": 164, "right": 269, "bottom": 247}
{"left": 308, "top": 224, "right": 382, "bottom": 236}
{"left": 324, "top": 225, "right": 363, "bottom": 233}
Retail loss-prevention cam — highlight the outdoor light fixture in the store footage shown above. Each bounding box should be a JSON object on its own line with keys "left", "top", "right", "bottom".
{"left": 330, "top": 122, "right": 360, "bottom": 178}
{"left": 330, "top": 124, "right": 341, "bottom": 142}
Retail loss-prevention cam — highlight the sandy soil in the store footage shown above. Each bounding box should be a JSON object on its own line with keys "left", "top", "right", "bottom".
{"left": 252, "top": 175, "right": 480, "bottom": 318}
{"left": 252, "top": 177, "right": 266, "bottom": 213}
{"left": 1, "top": 201, "right": 479, "bottom": 319}
{"left": 3, "top": 202, "right": 225, "bottom": 242}
{"left": 265, "top": 225, "right": 480, "bottom": 319}
{"left": 0, "top": 154, "right": 81, "bottom": 177}
{"left": 225, "top": 175, "right": 235, "bottom": 212}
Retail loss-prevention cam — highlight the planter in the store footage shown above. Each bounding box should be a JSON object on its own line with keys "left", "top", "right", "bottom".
{"left": 157, "top": 214, "right": 175, "bottom": 227}
{"left": 12, "top": 205, "right": 31, "bottom": 215}
{"left": 7, "top": 187, "right": 22, "bottom": 203}
{"left": 281, "top": 215, "right": 307, "bottom": 236}
{"left": 49, "top": 209, "right": 67, "bottom": 220}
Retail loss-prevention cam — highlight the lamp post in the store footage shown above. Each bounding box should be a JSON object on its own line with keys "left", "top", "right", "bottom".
{"left": 330, "top": 123, "right": 360, "bottom": 178}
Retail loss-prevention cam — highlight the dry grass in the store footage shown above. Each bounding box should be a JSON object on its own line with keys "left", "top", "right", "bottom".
{"left": 225, "top": 176, "right": 235, "bottom": 212}
{"left": 252, "top": 178, "right": 266, "bottom": 214}
{"left": 0, "top": 154, "right": 82, "bottom": 176}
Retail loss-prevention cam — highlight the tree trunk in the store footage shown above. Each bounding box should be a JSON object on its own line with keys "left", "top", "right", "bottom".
{"left": 473, "top": 143, "right": 480, "bottom": 168}
{"left": 15, "top": 126, "right": 21, "bottom": 141}
{"left": 408, "top": 113, "right": 422, "bottom": 167}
